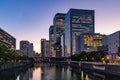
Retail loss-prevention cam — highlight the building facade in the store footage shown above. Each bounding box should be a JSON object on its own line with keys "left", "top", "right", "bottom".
{"left": 49, "top": 25, "right": 55, "bottom": 57}
{"left": 76, "top": 33, "right": 108, "bottom": 53}
{"left": 53, "top": 13, "right": 66, "bottom": 57}
{"left": 108, "top": 31, "right": 120, "bottom": 54}
{"left": 29, "top": 43, "right": 34, "bottom": 57}
{"left": 61, "top": 33, "right": 65, "bottom": 57}
{"left": 20, "top": 40, "right": 30, "bottom": 56}
{"left": 0, "top": 28, "right": 16, "bottom": 49}
{"left": 64, "top": 9, "right": 95, "bottom": 57}
{"left": 41, "top": 39, "right": 50, "bottom": 57}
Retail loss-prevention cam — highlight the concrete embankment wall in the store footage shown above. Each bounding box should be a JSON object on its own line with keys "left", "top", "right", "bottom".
{"left": 0, "top": 62, "right": 32, "bottom": 71}
{"left": 58, "top": 61, "right": 120, "bottom": 76}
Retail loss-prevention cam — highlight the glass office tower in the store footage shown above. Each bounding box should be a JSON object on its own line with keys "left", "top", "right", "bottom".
{"left": 65, "top": 9, "right": 94, "bottom": 57}
{"left": 49, "top": 25, "right": 55, "bottom": 57}
{"left": 53, "top": 13, "right": 66, "bottom": 57}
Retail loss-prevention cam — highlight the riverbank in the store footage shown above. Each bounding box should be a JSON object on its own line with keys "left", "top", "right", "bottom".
{"left": 0, "top": 62, "right": 34, "bottom": 71}
{"left": 49, "top": 61, "right": 120, "bottom": 77}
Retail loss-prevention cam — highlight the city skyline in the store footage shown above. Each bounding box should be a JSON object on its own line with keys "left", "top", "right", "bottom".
{"left": 0, "top": 0, "right": 120, "bottom": 53}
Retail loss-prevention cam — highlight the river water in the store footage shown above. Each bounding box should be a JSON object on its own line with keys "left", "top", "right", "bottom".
{"left": 0, "top": 63, "right": 120, "bottom": 80}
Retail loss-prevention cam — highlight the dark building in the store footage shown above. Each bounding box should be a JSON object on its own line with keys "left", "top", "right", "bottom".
{"left": 0, "top": 28, "right": 16, "bottom": 49}
{"left": 29, "top": 43, "right": 34, "bottom": 57}
{"left": 20, "top": 40, "right": 30, "bottom": 56}
{"left": 53, "top": 13, "right": 66, "bottom": 57}
{"left": 41, "top": 39, "right": 50, "bottom": 57}
{"left": 64, "top": 9, "right": 95, "bottom": 57}
{"left": 49, "top": 25, "right": 55, "bottom": 57}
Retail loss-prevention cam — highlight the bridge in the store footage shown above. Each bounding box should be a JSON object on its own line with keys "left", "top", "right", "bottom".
{"left": 33, "top": 56, "right": 51, "bottom": 62}
{"left": 33, "top": 56, "right": 66, "bottom": 62}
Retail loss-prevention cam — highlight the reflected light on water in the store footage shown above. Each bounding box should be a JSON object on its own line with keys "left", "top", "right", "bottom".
{"left": 85, "top": 74, "right": 88, "bottom": 80}
{"left": 33, "top": 68, "right": 41, "bottom": 80}
{"left": 0, "top": 63, "right": 119, "bottom": 80}
{"left": 81, "top": 71, "right": 84, "bottom": 80}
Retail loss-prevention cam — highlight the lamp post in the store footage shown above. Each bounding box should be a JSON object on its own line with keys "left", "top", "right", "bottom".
{"left": 105, "top": 56, "right": 109, "bottom": 63}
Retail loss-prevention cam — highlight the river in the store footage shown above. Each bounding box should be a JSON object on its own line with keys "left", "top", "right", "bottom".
{"left": 0, "top": 63, "right": 120, "bottom": 80}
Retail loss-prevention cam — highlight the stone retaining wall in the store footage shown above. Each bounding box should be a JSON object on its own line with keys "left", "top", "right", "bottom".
{"left": 56, "top": 61, "right": 120, "bottom": 76}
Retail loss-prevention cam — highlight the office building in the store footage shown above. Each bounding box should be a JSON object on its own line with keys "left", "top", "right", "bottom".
{"left": 65, "top": 9, "right": 95, "bottom": 56}
{"left": 61, "top": 33, "right": 65, "bottom": 57}
{"left": 49, "top": 25, "right": 55, "bottom": 57}
{"left": 0, "top": 28, "right": 16, "bottom": 49}
{"left": 41, "top": 39, "right": 50, "bottom": 57}
{"left": 20, "top": 40, "right": 30, "bottom": 56}
{"left": 108, "top": 31, "right": 120, "bottom": 54}
{"left": 29, "top": 43, "right": 34, "bottom": 57}
{"left": 53, "top": 13, "right": 66, "bottom": 57}
{"left": 76, "top": 33, "right": 108, "bottom": 53}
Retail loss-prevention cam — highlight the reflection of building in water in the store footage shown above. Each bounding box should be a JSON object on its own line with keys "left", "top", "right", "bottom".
{"left": 62, "top": 66, "right": 68, "bottom": 80}
{"left": 41, "top": 64, "right": 45, "bottom": 79}
{"left": 19, "top": 70, "right": 29, "bottom": 80}
{"left": 55, "top": 65, "right": 62, "bottom": 80}
{"left": 19, "top": 68, "right": 33, "bottom": 80}
{"left": 29, "top": 68, "right": 33, "bottom": 80}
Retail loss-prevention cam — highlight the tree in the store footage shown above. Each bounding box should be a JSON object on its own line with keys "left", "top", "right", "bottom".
{"left": 117, "top": 46, "right": 120, "bottom": 57}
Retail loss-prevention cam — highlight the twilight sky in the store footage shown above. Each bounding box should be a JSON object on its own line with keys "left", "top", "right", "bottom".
{"left": 0, "top": 0, "right": 120, "bottom": 53}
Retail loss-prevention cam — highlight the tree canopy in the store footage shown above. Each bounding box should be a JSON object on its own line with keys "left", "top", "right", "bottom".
{"left": 71, "top": 51, "right": 106, "bottom": 62}
{"left": 0, "top": 43, "right": 34, "bottom": 62}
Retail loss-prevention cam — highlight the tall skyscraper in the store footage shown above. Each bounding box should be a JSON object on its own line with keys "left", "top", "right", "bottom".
{"left": 20, "top": 40, "right": 30, "bottom": 56}
{"left": 41, "top": 39, "right": 50, "bottom": 57}
{"left": 53, "top": 13, "right": 66, "bottom": 57}
{"left": 0, "top": 28, "right": 16, "bottom": 49}
{"left": 49, "top": 25, "right": 55, "bottom": 57}
{"left": 64, "top": 9, "right": 94, "bottom": 57}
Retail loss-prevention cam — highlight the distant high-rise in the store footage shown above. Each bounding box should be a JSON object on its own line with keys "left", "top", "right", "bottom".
{"left": 20, "top": 40, "right": 30, "bottom": 56}
{"left": 29, "top": 43, "right": 34, "bottom": 57}
{"left": 64, "top": 9, "right": 95, "bottom": 56}
{"left": 41, "top": 39, "right": 50, "bottom": 57}
{"left": 0, "top": 28, "right": 16, "bottom": 49}
{"left": 49, "top": 25, "right": 55, "bottom": 57}
{"left": 53, "top": 13, "right": 66, "bottom": 57}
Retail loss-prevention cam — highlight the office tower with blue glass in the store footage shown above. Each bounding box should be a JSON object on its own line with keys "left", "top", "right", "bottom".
{"left": 49, "top": 25, "right": 55, "bottom": 57}
{"left": 64, "top": 9, "right": 95, "bottom": 57}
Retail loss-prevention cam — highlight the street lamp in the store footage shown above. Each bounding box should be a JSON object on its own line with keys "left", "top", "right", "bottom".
{"left": 105, "top": 56, "right": 109, "bottom": 63}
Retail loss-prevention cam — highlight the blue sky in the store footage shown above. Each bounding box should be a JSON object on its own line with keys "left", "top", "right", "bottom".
{"left": 0, "top": 0, "right": 120, "bottom": 53}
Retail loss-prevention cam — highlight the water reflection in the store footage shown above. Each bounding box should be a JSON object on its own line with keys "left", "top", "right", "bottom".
{"left": 0, "top": 64, "right": 33, "bottom": 80}
{"left": 1, "top": 63, "right": 120, "bottom": 80}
